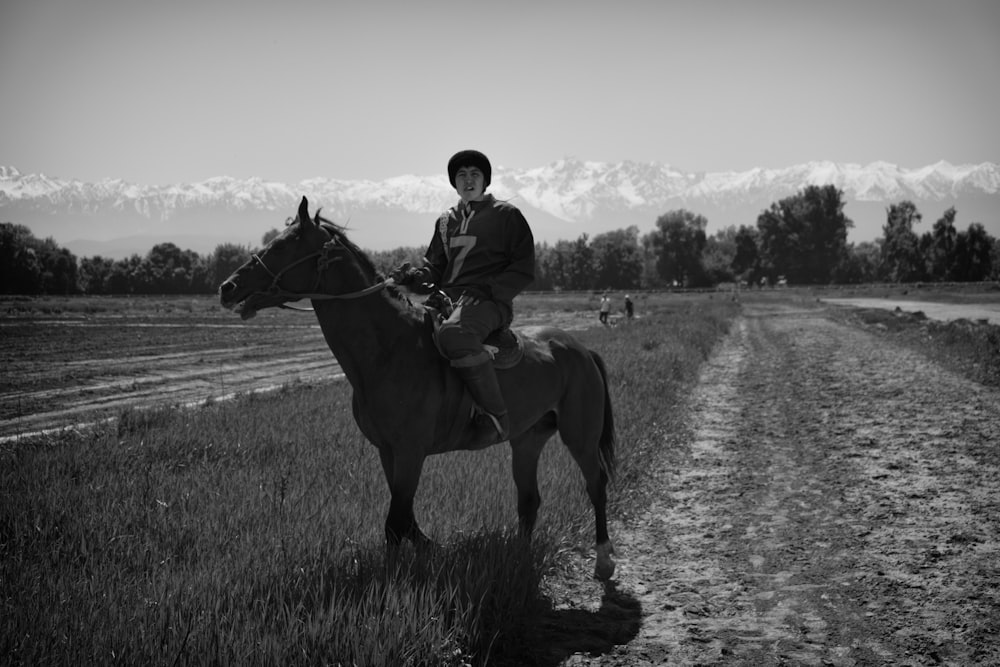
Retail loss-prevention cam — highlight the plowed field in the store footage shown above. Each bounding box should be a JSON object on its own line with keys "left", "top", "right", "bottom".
{"left": 0, "top": 301, "right": 594, "bottom": 441}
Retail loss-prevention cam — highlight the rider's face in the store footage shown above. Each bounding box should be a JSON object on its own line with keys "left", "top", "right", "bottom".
{"left": 454, "top": 167, "right": 485, "bottom": 203}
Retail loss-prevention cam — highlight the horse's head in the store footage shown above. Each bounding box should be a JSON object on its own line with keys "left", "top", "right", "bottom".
{"left": 219, "top": 196, "right": 379, "bottom": 319}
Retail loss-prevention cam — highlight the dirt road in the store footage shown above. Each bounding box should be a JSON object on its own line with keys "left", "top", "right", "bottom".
{"left": 547, "top": 302, "right": 1000, "bottom": 666}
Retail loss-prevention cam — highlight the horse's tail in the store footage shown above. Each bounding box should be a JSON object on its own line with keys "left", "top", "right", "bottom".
{"left": 590, "top": 350, "right": 617, "bottom": 482}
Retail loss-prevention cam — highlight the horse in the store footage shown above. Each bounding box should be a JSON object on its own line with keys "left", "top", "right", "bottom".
{"left": 218, "top": 196, "right": 617, "bottom": 580}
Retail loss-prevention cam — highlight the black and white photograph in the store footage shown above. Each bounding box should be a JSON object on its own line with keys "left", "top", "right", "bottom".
{"left": 2, "top": 1, "right": 998, "bottom": 664}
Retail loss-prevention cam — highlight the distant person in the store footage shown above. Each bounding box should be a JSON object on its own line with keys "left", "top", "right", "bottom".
{"left": 391, "top": 150, "right": 535, "bottom": 448}
{"left": 599, "top": 294, "right": 611, "bottom": 325}
{"left": 625, "top": 294, "right": 634, "bottom": 319}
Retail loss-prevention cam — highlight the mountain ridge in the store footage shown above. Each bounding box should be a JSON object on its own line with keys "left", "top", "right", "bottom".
{"left": 2, "top": 160, "right": 997, "bottom": 258}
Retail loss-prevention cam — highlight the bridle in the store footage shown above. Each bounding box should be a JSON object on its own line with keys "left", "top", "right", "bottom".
{"left": 249, "top": 237, "right": 391, "bottom": 310}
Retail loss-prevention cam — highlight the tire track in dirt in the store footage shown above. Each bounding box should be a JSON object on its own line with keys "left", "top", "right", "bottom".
{"left": 4, "top": 351, "right": 336, "bottom": 406}
{"left": 1, "top": 310, "right": 601, "bottom": 442}
{"left": 1, "top": 332, "right": 342, "bottom": 441}
{"left": 2, "top": 352, "right": 342, "bottom": 440}
{"left": 560, "top": 303, "right": 1000, "bottom": 666}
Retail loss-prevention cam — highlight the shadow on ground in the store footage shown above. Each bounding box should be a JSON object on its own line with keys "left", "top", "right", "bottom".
{"left": 505, "top": 580, "right": 641, "bottom": 666}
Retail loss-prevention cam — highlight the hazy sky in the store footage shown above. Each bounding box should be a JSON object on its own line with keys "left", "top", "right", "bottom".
{"left": 2, "top": 0, "right": 997, "bottom": 185}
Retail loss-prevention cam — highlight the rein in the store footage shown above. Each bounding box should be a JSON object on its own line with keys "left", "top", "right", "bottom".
{"left": 250, "top": 240, "right": 392, "bottom": 311}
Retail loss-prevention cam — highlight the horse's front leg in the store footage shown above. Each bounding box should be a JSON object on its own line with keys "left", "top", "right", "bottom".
{"left": 510, "top": 424, "right": 554, "bottom": 538}
{"left": 378, "top": 446, "right": 430, "bottom": 546}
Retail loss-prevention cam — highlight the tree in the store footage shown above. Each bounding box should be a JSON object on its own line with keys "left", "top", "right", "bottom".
{"left": 39, "top": 242, "right": 79, "bottom": 294}
{"left": 925, "top": 207, "right": 958, "bottom": 280}
{"left": 139, "top": 242, "right": 211, "bottom": 293}
{"left": 538, "top": 239, "right": 568, "bottom": 290}
{"left": 952, "top": 223, "right": 994, "bottom": 281}
{"left": 1, "top": 223, "right": 44, "bottom": 293}
{"left": 79, "top": 256, "right": 113, "bottom": 294}
{"left": 0, "top": 223, "right": 79, "bottom": 294}
{"left": 538, "top": 235, "right": 596, "bottom": 290}
{"left": 991, "top": 237, "right": 1000, "bottom": 281}
{"left": 590, "top": 227, "right": 643, "bottom": 290}
{"left": 731, "top": 225, "right": 760, "bottom": 284}
{"left": 756, "top": 185, "right": 852, "bottom": 284}
{"left": 702, "top": 226, "right": 738, "bottom": 284}
{"left": 834, "top": 241, "right": 880, "bottom": 284}
{"left": 127, "top": 254, "right": 155, "bottom": 293}
{"left": 644, "top": 209, "right": 708, "bottom": 287}
{"left": 880, "top": 201, "right": 924, "bottom": 282}
{"left": 210, "top": 243, "right": 253, "bottom": 289}
{"left": 145, "top": 243, "right": 188, "bottom": 292}
{"left": 565, "top": 234, "right": 596, "bottom": 290}
{"left": 531, "top": 242, "right": 556, "bottom": 291}
{"left": 105, "top": 255, "right": 142, "bottom": 293}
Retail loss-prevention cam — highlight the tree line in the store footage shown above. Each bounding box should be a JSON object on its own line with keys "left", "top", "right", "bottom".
{"left": 2, "top": 185, "right": 998, "bottom": 295}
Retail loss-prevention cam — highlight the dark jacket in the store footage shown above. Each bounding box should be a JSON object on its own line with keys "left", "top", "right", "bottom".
{"left": 419, "top": 194, "right": 535, "bottom": 310}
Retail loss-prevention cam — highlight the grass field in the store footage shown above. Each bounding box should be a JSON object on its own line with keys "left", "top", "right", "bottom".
{"left": 1, "top": 292, "right": 739, "bottom": 665}
{"left": 2, "top": 285, "right": 997, "bottom": 665}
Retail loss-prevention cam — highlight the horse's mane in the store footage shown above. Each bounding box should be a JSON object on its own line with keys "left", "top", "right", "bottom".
{"left": 314, "top": 213, "right": 411, "bottom": 306}
{"left": 315, "top": 213, "right": 379, "bottom": 275}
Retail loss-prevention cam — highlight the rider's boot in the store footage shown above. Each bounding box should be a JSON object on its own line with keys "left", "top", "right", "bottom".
{"left": 453, "top": 356, "right": 510, "bottom": 448}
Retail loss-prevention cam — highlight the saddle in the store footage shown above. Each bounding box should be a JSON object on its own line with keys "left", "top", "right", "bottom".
{"left": 481, "top": 326, "right": 523, "bottom": 370}
{"left": 424, "top": 292, "right": 524, "bottom": 370}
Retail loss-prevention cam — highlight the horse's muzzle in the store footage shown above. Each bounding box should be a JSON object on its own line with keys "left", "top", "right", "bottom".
{"left": 218, "top": 280, "right": 258, "bottom": 319}
{"left": 218, "top": 280, "right": 238, "bottom": 307}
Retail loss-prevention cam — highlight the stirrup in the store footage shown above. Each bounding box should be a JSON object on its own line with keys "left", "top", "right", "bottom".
{"left": 468, "top": 407, "right": 509, "bottom": 446}
{"left": 482, "top": 412, "right": 505, "bottom": 439}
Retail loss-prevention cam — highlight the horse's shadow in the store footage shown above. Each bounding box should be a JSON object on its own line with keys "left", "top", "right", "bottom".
{"left": 311, "top": 537, "right": 642, "bottom": 665}
{"left": 512, "top": 579, "right": 642, "bottom": 666}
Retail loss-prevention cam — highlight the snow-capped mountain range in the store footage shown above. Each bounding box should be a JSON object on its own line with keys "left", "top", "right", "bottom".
{"left": 2, "top": 160, "right": 998, "bottom": 258}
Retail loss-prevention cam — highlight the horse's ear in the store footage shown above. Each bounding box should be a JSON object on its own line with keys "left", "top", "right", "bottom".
{"left": 298, "top": 196, "right": 313, "bottom": 228}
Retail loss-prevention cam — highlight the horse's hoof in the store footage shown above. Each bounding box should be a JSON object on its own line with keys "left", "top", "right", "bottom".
{"left": 594, "top": 540, "right": 616, "bottom": 581}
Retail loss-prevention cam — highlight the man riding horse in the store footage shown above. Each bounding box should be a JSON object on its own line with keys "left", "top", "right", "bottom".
{"left": 392, "top": 150, "right": 535, "bottom": 448}
{"left": 219, "top": 175, "right": 616, "bottom": 578}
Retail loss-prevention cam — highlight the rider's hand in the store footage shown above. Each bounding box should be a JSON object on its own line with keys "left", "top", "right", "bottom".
{"left": 459, "top": 286, "right": 491, "bottom": 304}
{"left": 390, "top": 262, "right": 426, "bottom": 286}
{"left": 389, "top": 262, "right": 411, "bottom": 284}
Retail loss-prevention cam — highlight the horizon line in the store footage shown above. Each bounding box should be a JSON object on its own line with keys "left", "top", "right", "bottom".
{"left": 2, "top": 158, "right": 998, "bottom": 188}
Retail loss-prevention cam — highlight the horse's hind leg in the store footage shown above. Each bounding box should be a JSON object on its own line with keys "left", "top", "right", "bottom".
{"left": 509, "top": 418, "right": 556, "bottom": 537}
{"left": 559, "top": 413, "right": 615, "bottom": 580}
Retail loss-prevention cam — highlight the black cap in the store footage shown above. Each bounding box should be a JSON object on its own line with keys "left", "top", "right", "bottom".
{"left": 447, "top": 150, "right": 492, "bottom": 188}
